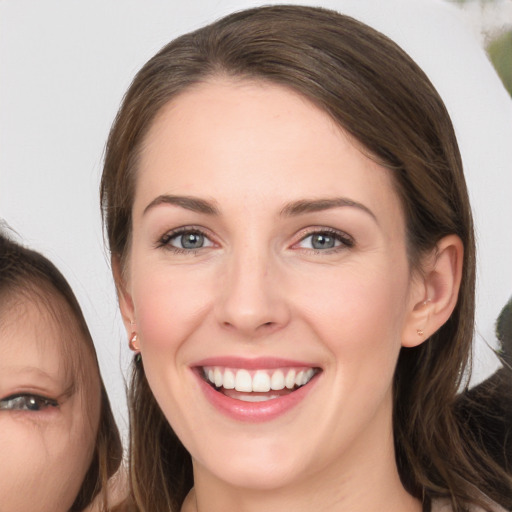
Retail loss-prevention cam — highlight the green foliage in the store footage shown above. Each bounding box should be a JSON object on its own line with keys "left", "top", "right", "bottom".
{"left": 487, "top": 29, "right": 512, "bottom": 97}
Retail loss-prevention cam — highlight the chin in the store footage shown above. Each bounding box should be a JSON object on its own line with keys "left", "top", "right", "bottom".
{"left": 191, "top": 433, "right": 315, "bottom": 491}
{"left": 209, "top": 461, "right": 304, "bottom": 491}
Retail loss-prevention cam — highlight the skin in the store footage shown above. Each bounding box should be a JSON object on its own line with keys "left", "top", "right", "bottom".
{"left": 0, "top": 293, "right": 100, "bottom": 512}
{"left": 118, "top": 78, "right": 463, "bottom": 512}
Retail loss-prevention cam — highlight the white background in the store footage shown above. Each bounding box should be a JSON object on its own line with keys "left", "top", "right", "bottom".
{"left": 1, "top": 0, "right": 511, "bottom": 433}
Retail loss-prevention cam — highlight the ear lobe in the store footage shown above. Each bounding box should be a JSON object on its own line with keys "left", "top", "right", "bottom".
{"left": 112, "top": 255, "right": 135, "bottom": 336}
{"left": 402, "top": 235, "right": 464, "bottom": 348}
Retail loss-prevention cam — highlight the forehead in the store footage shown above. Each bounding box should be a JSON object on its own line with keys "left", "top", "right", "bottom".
{"left": 135, "top": 78, "right": 402, "bottom": 224}
{"left": 140, "top": 79, "right": 348, "bottom": 187}
{"left": 0, "top": 291, "right": 87, "bottom": 388}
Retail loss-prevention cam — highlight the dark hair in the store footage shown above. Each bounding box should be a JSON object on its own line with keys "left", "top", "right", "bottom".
{"left": 455, "top": 297, "right": 512, "bottom": 499}
{"left": 100, "top": 5, "right": 511, "bottom": 511}
{"left": 0, "top": 228, "right": 123, "bottom": 511}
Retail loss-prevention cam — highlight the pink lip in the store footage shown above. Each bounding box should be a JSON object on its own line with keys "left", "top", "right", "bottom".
{"left": 193, "top": 356, "right": 316, "bottom": 369}
{"left": 191, "top": 358, "right": 321, "bottom": 423}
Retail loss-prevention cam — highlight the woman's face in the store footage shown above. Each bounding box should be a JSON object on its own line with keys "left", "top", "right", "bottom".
{"left": 122, "top": 79, "right": 426, "bottom": 490}
{"left": 0, "top": 294, "right": 100, "bottom": 512}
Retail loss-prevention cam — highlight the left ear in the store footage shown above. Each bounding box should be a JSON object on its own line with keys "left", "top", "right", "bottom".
{"left": 402, "top": 234, "right": 464, "bottom": 348}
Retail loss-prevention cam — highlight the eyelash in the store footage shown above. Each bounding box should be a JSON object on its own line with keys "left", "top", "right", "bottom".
{"left": 156, "top": 226, "right": 215, "bottom": 254}
{"left": 294, "top": 227, "right": 354, "bottom": 253}
{"left": 156, "top": 226, "right": 354, "bottom": 255}
{"left": 0, "top": 393, "right": 59, "bottom": 412}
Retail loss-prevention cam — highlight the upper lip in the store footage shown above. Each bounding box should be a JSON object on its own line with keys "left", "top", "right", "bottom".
{"left": 192, "top": 356, "right": 319, "bottom": 370}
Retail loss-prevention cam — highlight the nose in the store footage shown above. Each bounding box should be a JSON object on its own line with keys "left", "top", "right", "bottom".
{"left": 215, "top": 247, "right": 290, "bottom": 338}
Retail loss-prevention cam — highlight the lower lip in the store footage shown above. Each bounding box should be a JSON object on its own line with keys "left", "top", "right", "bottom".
{"left": 194, "top": 369, "right": 319, "bottom": 423}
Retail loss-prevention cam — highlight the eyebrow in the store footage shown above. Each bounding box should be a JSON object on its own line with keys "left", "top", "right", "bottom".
{"left": 0, "top": 366, "right": 67, "bottom": 390}
{"left": 1, "top": 365, "right": 76, "bottom": 394}
{"left": 4, "top": 366, "right": 56, "bottom": 379}
{"left": 280, "top": 198, "right": 377, "bottom": 221}
{"left": 143, "top": 195, "right": 219, "bottom": 216}
{"left": 143, "top": 194, "right": 376, "bottom": 222}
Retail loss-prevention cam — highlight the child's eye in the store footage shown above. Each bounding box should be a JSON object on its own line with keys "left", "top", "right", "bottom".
{"left": 0, "top": 394, "right": 58, "bottom": 412}
{"left": 296, "top": 230, "right": 354, "bottom": 251}
{"left": 159, "top": 229, "right": 214, "bottom": 252}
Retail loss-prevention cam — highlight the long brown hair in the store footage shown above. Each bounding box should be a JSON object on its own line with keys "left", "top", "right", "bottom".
{"left": 0, "top": 229, "right": 123, "bottom": 511}
{"left": 100, "top": 5, "right": 511, "bottom": 511}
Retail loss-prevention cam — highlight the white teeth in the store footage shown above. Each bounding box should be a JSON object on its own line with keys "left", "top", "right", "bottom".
{"left": 223, "top": 369, "right": 235, "bottom": 389}
{"left": 285, "top": 369, "right": 296, "bottom": 389}
{"left": 252, "top": 371, "right": 271, "bottom": 392}
{"left": 235, "top": 369, "right": 252, "bottom": 392}
{"left": 236, "top": 394, "right": 280, "bottom": 402}
{"left": 214, "top": 368, "right": 223, "bottom": 388}
{"left": 270, "top": 370, "right": 285, "bottom": 390}
{"left": 204, "top": 366, "right": 317, "bottom": 393}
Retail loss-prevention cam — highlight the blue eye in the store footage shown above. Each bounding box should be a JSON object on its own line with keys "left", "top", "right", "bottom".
{"left": 173, "top": 232, "right": 206, "bottom": 249}
{"left": 0, "top": 394, "right": 58, "bottom": 412}
{"left": 160, "top": 229, "right": 214, "bottom": 252}
{"left": 297, "top": 230, "right": 353, "bottom": 251}
{"left": 309, "top": 233, "right": 338, "bottom": 250}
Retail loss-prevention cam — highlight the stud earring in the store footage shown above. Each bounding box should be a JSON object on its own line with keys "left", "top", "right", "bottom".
{"left": 416, "top": 299, "right": 430, "bottom": 336}
{"left": 129, "top": 332, "right": 140, "bottom": 351}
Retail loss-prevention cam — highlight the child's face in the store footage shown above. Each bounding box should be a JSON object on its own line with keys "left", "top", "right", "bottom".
{"left": 0, "top": 293, "right": 100, "bottom": 512}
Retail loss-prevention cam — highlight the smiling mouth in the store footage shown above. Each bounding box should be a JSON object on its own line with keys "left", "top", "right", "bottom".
{"left": 201, "top": 366, "right": 321, "bottom": 402}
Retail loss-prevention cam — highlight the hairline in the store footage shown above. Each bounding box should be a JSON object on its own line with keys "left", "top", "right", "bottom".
{"left": 117, "top": 71, "right": 425, "bottom": 272}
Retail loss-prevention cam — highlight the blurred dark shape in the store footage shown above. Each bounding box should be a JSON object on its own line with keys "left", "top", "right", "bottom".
{"left": 496, "top": 295, "right": 512, "bottom": 361}
{"left": 456, "top": 296, "right": 512, "bottom": 482}
{"left": 487, "top": 29, "right": 512, "bottom": 98}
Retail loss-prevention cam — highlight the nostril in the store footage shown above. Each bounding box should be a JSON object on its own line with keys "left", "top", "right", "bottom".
{"left": 221, "top": 320, "right": 277, "bottom": 334}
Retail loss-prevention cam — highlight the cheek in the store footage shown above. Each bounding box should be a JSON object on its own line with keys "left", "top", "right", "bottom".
{"left": 297, "top": 259, "right": 409, "bottom": 361}
{"left": 290, "top": 263, "right": 410, "bottom": 455}
{"left": 132, "top": 263, "right": 214, "bottom": 353}
{"left": 0, "top": 417, "right": 91, "bottom": 512}
{"left": 0, "top": 421, "right": 45, "bottom": 510}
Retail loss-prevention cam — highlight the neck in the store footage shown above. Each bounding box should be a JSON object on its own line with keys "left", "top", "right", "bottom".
{"left": 182, "top": 411, "right": 421, "bottom": 512}
{"left": 185, "top": 465, "right": 420, "bottom": 512}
